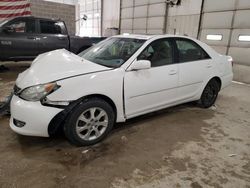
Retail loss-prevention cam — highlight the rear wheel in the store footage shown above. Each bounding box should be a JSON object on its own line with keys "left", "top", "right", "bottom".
{"left": 199, "top": 79, "right": 220, "bottom": 108}
{"left": 64, "top": 98, "right": 115, "bottom": 146}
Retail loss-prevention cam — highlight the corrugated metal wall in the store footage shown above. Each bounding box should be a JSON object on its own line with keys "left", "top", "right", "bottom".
{"left": 120, "top": 0, "right": 203, "bottom": 39}
{"left": 120, "top": 0, "right": 166, "bottom": 34}
{"left": 199, "top": 0, "right": 250, "bottom": 83}
{"left": 166, "top": 0, "right": 202, "bottom": 38}
{"left": 117, "top": 0, "right": 250, "bottom": 83}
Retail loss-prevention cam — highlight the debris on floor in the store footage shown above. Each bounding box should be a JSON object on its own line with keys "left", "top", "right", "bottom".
{"left": 121, "top": 135, "right": 128, "bottom": 143}
{"left": 210, "top": 105, "right": 217, "bottom": 110}
{"left": 228, "top": 154, "right": 237, "bottom": 157}
{"left": 82, "top": 149, "right": 89, "bottom": 154}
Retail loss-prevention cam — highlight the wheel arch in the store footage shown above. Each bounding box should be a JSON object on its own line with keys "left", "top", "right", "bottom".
{"left": 47, "top": 93, "right": 117, "bottom": 137}
{"left": 209, "top": 76, "right": 222, "bottom": 91}
{"left": 80, "top": 94, "right": 117, "bottom": 117}
{"left": 198, "top": 76, "right": 222, "bottom": 108}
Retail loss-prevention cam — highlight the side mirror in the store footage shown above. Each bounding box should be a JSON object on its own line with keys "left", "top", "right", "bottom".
{"left": 4, "top": 26, "right": 14, "bottom": 33}
{"left": 129, "top": 60, "right": 151, "bottom": 71}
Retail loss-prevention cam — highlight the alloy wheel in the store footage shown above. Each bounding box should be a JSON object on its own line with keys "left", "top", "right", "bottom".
{"left": 75, "top": 107, "right": 109, "bottom": 141}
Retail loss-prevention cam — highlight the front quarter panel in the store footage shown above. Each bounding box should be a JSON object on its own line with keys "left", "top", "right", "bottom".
{"left": 47, "top": 68, "right": 125, "bottom": 122}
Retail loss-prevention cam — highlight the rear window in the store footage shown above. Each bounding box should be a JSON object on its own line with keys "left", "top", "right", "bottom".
{"left": 175, "top": 39, "right": 210, "bottom": 63}
{"left": 40, "top": 20, "right": 62, "bottom": 34}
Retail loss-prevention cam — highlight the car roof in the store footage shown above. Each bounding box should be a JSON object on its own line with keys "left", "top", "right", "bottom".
{"left": 113, "top": 34, "right": 193, "bottom": 41}
{"left": 9, "top": 16, "right": 62, "bottom": 22}
{"left": 113, "top": 34, "right": 154, "bottom": 40}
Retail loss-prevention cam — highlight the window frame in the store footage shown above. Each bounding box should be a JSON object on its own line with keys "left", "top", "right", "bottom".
{"left": 4, "top": 17, "right": 37, "bottom": 34}
{"left": 37, "top": 19, "right": 66, "bottom": 35}
{"left": 173, "top": 37, "right": 211, "bottom": 64}
{"left": 137, "top": 38, "right": 177, "bottom": 68}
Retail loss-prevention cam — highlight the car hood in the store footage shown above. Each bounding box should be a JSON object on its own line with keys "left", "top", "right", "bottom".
{"left": 16, "top": 49, "right": 112, "bottom": 89}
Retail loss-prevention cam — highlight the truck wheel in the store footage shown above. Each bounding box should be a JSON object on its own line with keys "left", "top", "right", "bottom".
{"left": 199, "top": 79, "right": 220, "bottom": 108}
{"left": 64, "top": 98, "right": 115, "bottom": 146}
{"left": 0, "top": 94, "right": 12, "bottom": 115}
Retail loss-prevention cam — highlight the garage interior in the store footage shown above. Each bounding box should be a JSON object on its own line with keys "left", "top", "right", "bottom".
{"left": 0, "top": 0, "right": 249, "bottom": 187}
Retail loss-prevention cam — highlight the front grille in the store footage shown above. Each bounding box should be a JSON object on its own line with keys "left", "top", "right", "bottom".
{"left": 13, "top": 85, "right": 21, "bottom": 95}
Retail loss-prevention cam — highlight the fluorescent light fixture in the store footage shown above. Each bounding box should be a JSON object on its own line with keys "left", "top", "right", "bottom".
{"left": 206, "top": 34, "right": 222, "bottom": 41}
{"left": 238, "top": 35, "right": 250, "bottom": 42}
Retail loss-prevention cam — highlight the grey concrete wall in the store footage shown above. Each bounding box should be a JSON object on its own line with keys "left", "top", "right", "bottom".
{"left": 30, "top": 0, "right": 76, "bottom": 35}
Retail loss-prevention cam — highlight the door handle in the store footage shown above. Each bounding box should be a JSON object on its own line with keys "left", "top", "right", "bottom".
{"left": 58, "top": 37, "right": 66, "bottom": 40}
{"left": 169, "top": 69, "right": 177, "bottom": 75}
{"left": 27, "top": 37, "right": 40, "bottom": 40}
{"left": 27, "top": 36, "right": 36, "bottom": 40}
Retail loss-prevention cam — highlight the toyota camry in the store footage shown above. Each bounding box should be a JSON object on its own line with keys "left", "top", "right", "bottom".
{"left": 10, "top": 34, "right": 233, "bottom": 146}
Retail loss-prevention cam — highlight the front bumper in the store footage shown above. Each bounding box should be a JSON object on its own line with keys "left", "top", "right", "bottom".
{"left": 10, "top": 95, "right": 63, "bottom": 137}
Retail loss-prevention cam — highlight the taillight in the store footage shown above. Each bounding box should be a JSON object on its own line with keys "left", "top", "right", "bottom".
{"left": 227, "top": 56, "right": 233, "bottom": 67}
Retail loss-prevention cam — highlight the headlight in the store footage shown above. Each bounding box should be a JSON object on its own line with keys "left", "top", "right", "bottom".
{"left": 19, "top": 82, "right": 60, "bottom": 101}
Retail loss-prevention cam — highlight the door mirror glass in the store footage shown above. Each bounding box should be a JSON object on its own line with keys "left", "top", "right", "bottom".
{"left": 4, "top": 26, "right": 14, "bottom": 33}
{"left": 130, "top": 60, "right": 151, "bottom": 71}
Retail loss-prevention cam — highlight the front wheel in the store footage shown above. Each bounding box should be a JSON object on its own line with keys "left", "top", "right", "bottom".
{"left": 199, "top": 79, "right": 220, "bottom": 108}
{"left": 64, "top": 98, "right": 115, "bottom": 146}
{"left": 0, "top": 94, "right": 12, "bottom": 115}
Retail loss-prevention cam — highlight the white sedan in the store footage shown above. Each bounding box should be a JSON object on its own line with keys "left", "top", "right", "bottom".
{"left": 10, "top": 34, "right": 233, "bottom": 146}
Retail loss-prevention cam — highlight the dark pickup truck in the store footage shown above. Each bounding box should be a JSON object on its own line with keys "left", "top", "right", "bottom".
{"left": 0, "top": 16, "right": 105, "bottom": 61}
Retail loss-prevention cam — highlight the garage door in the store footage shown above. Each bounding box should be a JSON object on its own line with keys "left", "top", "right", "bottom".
{"left": 199, "top": 0, "right": 250, "bottom": 83}
{"left": 120, "top": 0, "right": 166, "bottom": 35}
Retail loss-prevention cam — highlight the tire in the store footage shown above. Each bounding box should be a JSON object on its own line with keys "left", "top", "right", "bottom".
{"left": 199, "top": 79, "right": 220, "bottom": 108}
{"left": 64, "top": 98, "right": 115, "bottom": 146}
{"left": 0, "top": 94, "right": 12, "bottom": 115}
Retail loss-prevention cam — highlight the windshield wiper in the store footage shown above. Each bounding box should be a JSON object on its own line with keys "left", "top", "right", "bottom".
{"left": 96, "top": 63, "right": 116, "bottom": 68}
{"left": 94, "top": 58, "right": 119, "bottom": 68}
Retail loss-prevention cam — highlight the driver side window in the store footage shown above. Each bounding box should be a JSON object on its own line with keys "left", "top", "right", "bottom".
{"left": 7, "top": 19, "right": 35, "bottom": 33}
{"left": 138, "top": 39, "right": 174, "bottom": 67}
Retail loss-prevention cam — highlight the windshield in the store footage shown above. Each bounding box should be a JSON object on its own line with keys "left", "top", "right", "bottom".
{"left": 78, "top": 37, "right": 146, "bottom": 68}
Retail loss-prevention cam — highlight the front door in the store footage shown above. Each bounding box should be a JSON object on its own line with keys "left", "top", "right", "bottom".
{"left": 124, "top": 38, "right": 179, "bottom": 118}
{"left": 0, "top": 17, "right": 38, "bottom": 59}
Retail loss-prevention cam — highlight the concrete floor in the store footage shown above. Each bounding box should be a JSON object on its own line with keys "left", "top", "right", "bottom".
{"left": 0, "top": 62, "right": 249, "bottom": 188}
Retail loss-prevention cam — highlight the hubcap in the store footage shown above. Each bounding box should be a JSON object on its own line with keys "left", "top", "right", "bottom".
{"left": 76, "top": 107, "right": 109, "bottom": 141}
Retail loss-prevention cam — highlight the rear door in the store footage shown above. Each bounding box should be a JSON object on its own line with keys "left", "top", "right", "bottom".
{"left": 174, "top": 38, "right": 212, "bottom": 100}
{"left": 36, "top": 19, "right": 69, "bottom": 54}
{"left": 0, "top": 17, "right": 38, "bottom": 59}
